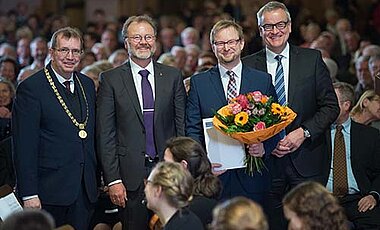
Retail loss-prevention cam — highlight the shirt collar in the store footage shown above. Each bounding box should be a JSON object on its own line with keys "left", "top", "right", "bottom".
{"left": 266, "top": 42, "right": 290, "bottom": 63}
{"left": 332, "top": 117, "right": 351, "bottom": 134}
{"left": 218, "top": 61, "right": 243, "bottom": 79}
{"left": 51, "top": 65, "right": 74, "bottom": 84}
{"left": 129, "top": 58, "right": 154, "bottom": 76}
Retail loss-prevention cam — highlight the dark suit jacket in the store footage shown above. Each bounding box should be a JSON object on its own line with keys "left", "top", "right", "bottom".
{"left": 186, "top": 65, "right": 277, "bottom": 193}
{"left": 12, "top": 64, "right": 98, "bottom": 206}
{"left": 96, "top": 61, "right": 186, "bottom": 191}
{"left": 323, "top": 121, "right": 380, "bottom": 196}
{"left": 242, "top": 46, "right": 339, "bottom": 177}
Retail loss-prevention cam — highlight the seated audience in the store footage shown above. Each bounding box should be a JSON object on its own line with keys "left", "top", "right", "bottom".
{"left": 323, "top": 82, "right": 380, "bottom": 229}
{"left": 164, "top": 136, "right": 222, "bottom": 226}
{"left": 108, "top": 49, "right": 128, "bottom": 67}
{"left": 0, "top": 56, "right": 19, "bottom": 85}
{"left": 0, "top": 78, "right": 15, "bottom": 141}
{"left": 350, "top": 90, "right": 380, "bottom": 125}
{"left": 209, "top": 196, "right": 268, "bottom": 230}
{"left": 81, "top": 60, "right": 113, "bottom": 92}
{"left": 354, "top": 55, "right": 373, "bottom": 102}
{"left": 144, "top": 162, "right": 204, "bottom": 230}
{"left": 157, "top": 52, "right": 176, "bottom": 68}
{"left": 0, "top": 209, "right": 55, "bottom": 230}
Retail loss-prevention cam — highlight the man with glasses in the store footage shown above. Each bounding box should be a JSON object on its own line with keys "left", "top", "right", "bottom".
{"left": 12, "top": 27, "right": 98, "bottom": 229}
{"left": 242, "top": 1, "right": 339, "bottom": 229}
{"left": 186, "top": 19, "right": 277, "bottom": 206}
{"left": 96, "top": 15, "right": 186, "bottom": 230}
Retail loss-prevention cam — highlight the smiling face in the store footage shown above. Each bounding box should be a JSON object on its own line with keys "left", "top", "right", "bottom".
{"left": 211, "top": 26, "right": 244, "bottom": 68}
{"left": 125, "top": 21, "right": 156, "bottom": 62}
{"left": 259, "top": 9, "right": 291, "bottom": 54}
{"left": 50, "top": 35, "right": 82, "bottom": 79}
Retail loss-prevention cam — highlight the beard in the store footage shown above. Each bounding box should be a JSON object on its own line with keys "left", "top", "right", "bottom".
{"left": 128, "top": 43, "right": 156, "bottom": 60}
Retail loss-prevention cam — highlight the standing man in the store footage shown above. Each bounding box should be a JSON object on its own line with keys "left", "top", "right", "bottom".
{"left": 323, "top": 82, "right": 380, "bottom": 229}
{"left": 96, "top": 15, "right": 186, "bottom": 230}
{"left": 242, "top": 1, "right": 339, "bottom": 229}
{"left": 186, "top": 19, "right": 277, "bottom": 206}
{"left": 12, "top": 27, "right": 98, "bottom": 229}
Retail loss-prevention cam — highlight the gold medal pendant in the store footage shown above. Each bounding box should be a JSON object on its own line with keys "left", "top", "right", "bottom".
{"left": 78, "top": 130, "right": 87, "bottom": 139}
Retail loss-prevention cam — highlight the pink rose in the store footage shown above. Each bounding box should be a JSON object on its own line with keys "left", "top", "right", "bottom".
{"left": 254, "top": 121, "right": 266, "bottom": 131}
{"left": 252, "top": 91, "right": 263, "bottom": 103}
{"left": 236, "top": 94, "right": 249, "bottom": 109}
{"left": 231, "top": 103, "right": 242, "bottom": 115}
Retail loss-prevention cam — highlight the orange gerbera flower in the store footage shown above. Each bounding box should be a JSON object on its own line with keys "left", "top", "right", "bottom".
{"left": 234, "top": 111, "right": 249, "bottom": 126}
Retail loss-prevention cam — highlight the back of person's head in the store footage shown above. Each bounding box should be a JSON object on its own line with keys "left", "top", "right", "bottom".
{"left": 0, "top": 210, "right": 55, "bottom": 230}
{"left": 165, "top": 137, "right": 222, "bottom": 199}
{"left": 283, "top": 181, "right": 348, "bottom": 230}
{"left": 150, "top": 161, "right": 194, "bottom": 209}
{"left": 210, "top": 196, "right": 268, "bottom": 230}
{"left": 351, "top": 90, "right": 380, "bottom": 116}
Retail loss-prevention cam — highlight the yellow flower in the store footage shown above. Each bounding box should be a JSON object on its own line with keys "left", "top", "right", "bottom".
{"left": 271, "top": 103, "right": 285, "bottom": 115}
{"left": 234, "top": 112, "right": 249, "bottom": 126}
{"left": 261, "top": 95, "right": 268, "bottom": 104}
{"left": 220, "top": 105, "right": 233, "bottom": 116}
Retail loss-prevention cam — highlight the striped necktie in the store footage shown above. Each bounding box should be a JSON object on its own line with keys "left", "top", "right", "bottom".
{"left": 274, "top": 55, "right": 286, "bottom": 105}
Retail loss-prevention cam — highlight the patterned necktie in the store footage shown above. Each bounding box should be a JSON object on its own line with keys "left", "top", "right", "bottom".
{"left": 333, "top": 125, "right": 348, "bottom": 196}
{"left": 139, "top": 69, "right": 156, "bottom": 158}
{"left": 63, "top": 80, "right": 71, "bottom": 92}
{"left": 274, "top": 55, "right": 286, "bottom": 105}
{"left": 226, "top": 70, "right": 238, "bottom": 102}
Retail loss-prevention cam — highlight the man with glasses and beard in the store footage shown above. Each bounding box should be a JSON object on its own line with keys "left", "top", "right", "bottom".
{"left": 96, "top": 15, "right": 186, "bottom": 230}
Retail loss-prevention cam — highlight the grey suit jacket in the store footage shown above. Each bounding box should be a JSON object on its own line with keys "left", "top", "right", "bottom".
{"left": 96, "top": 61, "right": 186, "bottom": 191}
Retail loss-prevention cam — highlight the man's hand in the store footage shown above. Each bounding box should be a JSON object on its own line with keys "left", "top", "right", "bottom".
{"left": 108, "top": 182, "right": 127, "bottom": 208}
{"left": 358, "top": 195, "right": 377, "bottom": 212}
{"left": 272, "top": 128, "right": 306, "bottom": 157}
{"left": 23, "top": 197, "right": 41, "bottom": 209}
{"left": 247, "top": 143, "right": 265, "bottom": 157}
{"left": 211, "top": 163, "right": 227, "bottom": 176}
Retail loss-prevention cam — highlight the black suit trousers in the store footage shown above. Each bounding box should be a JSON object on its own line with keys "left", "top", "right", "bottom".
{"left": 268, "top": 156, "right": 326, "bottom": 230}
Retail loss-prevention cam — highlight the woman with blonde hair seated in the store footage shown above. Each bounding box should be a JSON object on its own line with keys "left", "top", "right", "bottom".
{"left": 209, "top": 196, "right": 268, "bottom": 230}
{"left": 144, "top": 161, "right": 204, "bottom": 230}
{"left": 283, "top": 181, "right": 348, "bottom": 230}
{"left": 350, "top": 90, "right": 380, "bottom": 125}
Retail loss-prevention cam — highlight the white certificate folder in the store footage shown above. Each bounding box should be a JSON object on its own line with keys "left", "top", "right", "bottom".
{"left": 203, "top": 118, "right": 245, "bottom": 170}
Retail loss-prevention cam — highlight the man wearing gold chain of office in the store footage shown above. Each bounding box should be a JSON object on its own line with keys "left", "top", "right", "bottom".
{"left": 12, "top": 27, "right": 98, "bottom": 230}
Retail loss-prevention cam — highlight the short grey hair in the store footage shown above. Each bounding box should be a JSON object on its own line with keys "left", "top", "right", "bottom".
{"left": 256, "top": 1, "right": 291, "bottom": 26}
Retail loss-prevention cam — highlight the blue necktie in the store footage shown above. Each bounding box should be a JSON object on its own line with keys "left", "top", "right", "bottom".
{"left": 139, "top": 69, "right": 156, "bottom": 158}
{"left": 275, "top": 55, "right": 286, "bottom": 106}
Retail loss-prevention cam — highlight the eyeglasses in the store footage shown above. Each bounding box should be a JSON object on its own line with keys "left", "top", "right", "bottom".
{"left": 213, "top": 39, "right": 241, "bottom": 48}
{"left": 53, "top": 47, "right": 83, "bottom": 57}
{"left": 260, "top": 21, "right": 289, "bottom": 31}
{"left": 127, "top": 34, "right": 156, "bottom": 43}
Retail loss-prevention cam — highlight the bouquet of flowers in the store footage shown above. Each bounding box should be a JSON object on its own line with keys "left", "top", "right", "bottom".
{"left": 213, "top": 91, "right": 297, "bottom": 176}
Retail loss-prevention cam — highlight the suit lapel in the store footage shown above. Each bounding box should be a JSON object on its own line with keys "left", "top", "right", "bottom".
{"left": 255, "top": 50, "right": 268, "bottom": 72}
{"left": 208, "top": 66, "right": 227, "bottom": 105}
{"left": 153, "top": 62, "right": 164, "bottom": 123}
{"left": 240, "top": 66, "right": 252, "bottom": 94}
{"left": 120, "top": 62, "right": 144, "bottom": 124}
{"left": 288, "top": 45, "right": 299, "bottom": 106}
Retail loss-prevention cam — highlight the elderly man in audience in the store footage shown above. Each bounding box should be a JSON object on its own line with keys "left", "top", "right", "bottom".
{"left": 18, "top": 37, "right": 48, "bottom": 82}
{"left": 323, "top": 82, "right": 380, "bottom": 229}
{"left": 354, "top": 55, "right": 373, "bottom": 103}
